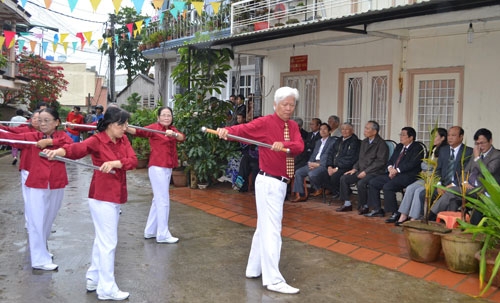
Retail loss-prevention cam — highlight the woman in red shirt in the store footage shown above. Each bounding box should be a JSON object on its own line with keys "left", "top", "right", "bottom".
{"left": 127, "top": 106, "right": 184, "bottom": 244}
{"left": 44, "top": 107, "right": 137, "bottom": 301}
{"left": 0, "top": 108, "right": 73, "bottom": 271}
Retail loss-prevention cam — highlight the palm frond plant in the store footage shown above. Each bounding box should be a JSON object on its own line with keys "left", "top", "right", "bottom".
{"left": 458, "top": 162, "right": 500, "bottom": 296}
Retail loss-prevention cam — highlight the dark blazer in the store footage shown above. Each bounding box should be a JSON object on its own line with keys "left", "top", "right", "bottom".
{"left": 326, "top": 134, "right": 361, "bottom": 170}
{"left": 388, "top": 141, "right": 424, "bottom": 178}
{"left": 305, "top": 131, "right": 321, "bottom": 154}
{"left": 466, "top": 147, "right": 500, "bottom": 186}
{"left": 353, "top": 134, "right": 389, "bottom": 175}
{"left": 294, "top": 129, "right": 317, "bottom": 168}
{"left": 308, "top": 136, "right": 336, "bottom": 167}
{"left": 435, "top": 144, "right": 473, "bottom": 186}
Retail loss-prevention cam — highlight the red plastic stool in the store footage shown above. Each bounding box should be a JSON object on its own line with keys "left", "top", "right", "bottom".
{"left": 436, "top": 211, "right": 470, "bottom": 229}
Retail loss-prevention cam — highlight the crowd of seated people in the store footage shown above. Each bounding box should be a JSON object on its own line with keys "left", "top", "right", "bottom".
{"left": 222, "top": 108, "right": 500, "bottom": 227}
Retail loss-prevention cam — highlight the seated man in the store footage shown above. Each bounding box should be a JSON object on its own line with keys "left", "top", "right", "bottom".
{"left": 337, "top": 121, "right": 388, "bottom": 212}
{"left": 325, "top": 122, "right": 360, "bottom": 202}
{"left": 290, "top": 123, "right": 334, "bottom": 202}
{"left": 365, "top": 127, "right": 424, "bottom": 222}
{"left": 429, "top": 128, "right": 500, "bottom": 222}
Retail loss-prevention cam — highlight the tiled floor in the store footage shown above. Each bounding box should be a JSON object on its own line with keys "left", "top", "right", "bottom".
{"left": 170, "top": 183, "right": 499, "bottom": 301}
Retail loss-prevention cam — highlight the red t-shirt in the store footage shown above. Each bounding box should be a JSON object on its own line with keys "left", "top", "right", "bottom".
{"left": 135, "top": 123, "right": 185, "bottom": 168}
{"left": 226, "top": 113, "right": 303, "bottom": 178}
{"left": 63, "top": 132, "right": 138, "bottom": 204}
{"left": 65, "top": 111, "right": 84, "bottom": 136}
{"left": 0, "top": 130, "right": 73, "bottom": 188}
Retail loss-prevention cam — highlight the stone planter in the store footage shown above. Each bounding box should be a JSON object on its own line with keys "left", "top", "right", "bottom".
{"left": 441, "top": 230, "right": 483, "bottom": 274}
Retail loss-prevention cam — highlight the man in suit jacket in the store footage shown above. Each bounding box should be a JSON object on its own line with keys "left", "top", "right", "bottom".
{"left": 430, "top": 128, "right": 500, "bottom": 222}
{"left": 294, "top": 118, "right": 321, "bottom": 170}
{"left": 337, "top": 121, "right": 389, "bottom": 212}
{"left": 365, "top": 127, "right": 424, "bottom": 222}
{"left": 435, "top": 126, "right": 472, "bottom": 188}
{"left": 291, "top": 123, "right": 335, "bottom": 202}
{"left": 324, "top": 122, "right": 360, "bottom": 201}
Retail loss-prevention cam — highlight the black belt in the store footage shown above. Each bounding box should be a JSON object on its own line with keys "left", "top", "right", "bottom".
{"left": 258, "top": 171, "right": 290, "bottom": 184}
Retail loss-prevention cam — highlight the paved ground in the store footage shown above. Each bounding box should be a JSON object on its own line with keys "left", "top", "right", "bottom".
{"left": 0, "top": 153, "right": 493, "bottom": 303}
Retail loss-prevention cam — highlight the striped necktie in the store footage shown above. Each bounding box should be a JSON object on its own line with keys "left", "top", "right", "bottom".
{"left": 284, "top": 122, "right": 294, "bottom": 178}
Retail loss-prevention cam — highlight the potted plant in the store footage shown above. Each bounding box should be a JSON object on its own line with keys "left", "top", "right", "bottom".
{"left": 402, "top": 126, "right": 451, "bottom": 262}
{"left": 458, "top": 162, "right": 500, "bottom": 296}
{"left": 437, "top": 152, "right": 483, "bottom": 274}
{"left": 0, "top": 53, "right": 7, "bottom": 75}
{"left": 286, "top": 18, "right": 300, "bottom": 25}
{"left": 171, "top": 46, "right": 239, "bottom": 189}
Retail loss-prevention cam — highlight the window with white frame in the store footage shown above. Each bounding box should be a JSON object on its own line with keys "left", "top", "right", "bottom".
{"left": 282, "top": 72, "right": 319, "bottom": 132}
{"left": 411, "top": 71, "right": 462, "bottom": 145}
{"left": 343, "top": 70, "right": 389, "bottom": 138}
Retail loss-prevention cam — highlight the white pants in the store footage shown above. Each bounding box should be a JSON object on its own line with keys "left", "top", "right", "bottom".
{"left": 144, "top": 166, "right": 173, "bottom": 241}
{"left": 246, "top": 174, "right": 287, "bottom": 286}
{"left": 26, "top": 187, "right": 64, "bottom": 267}
{"left": 86, "top": 199, "right": 121, "bottom": 296}
{"left": 21, "top": 170, "right": 29, "bottom": 227}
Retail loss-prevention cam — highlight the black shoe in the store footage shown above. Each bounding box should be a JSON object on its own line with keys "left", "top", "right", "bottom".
{"left": 358, "top": 206, "right": 369, "bottom": 215}
{"left": 385, "top": 212, "right": 400, "bottom": 223}
{"left": 364, "top": 209, "right": 385, "bottom": 217}
{"left": 395, "top": 218, "right": 410, "bottom": 226}
{"left": 336, "top": 205, "right": 352, "bottom": 212}
{"left": 12, "top": 158, "right": 17, "bottom": 165}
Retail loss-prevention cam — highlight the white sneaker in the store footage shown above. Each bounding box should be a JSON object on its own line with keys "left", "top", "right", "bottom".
{"left": 97, "top": 290, "right": 130, "bottom": 301}
{"left": 144, "top": 233, "right": 156, "bottom": 239}
{"left": 156, "top": 236, "right": 179, "bottom": 244}
{"left": 266, "top": 282, "right": 300, "bottom": 294}
{"left": 33, "top": 263, "right": 58, "bottom": 271}
{"left": 217, "top": 176, "right": 231, "bottom": 183}
{"left": 86, "top": 279, "right": 98, "bottom": 292}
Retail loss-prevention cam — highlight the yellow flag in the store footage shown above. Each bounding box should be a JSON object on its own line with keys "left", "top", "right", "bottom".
{"left": 98, "top": 39, "right": 103, "bottom": 48}
{"left": 192, "top": 1, "right": 204, "bottom": 17}
{"left": 60, "top": 33, "right": 69, "bottom": 43}
{"left": 30, "top": 40, "right": 37, "bottom": 53}
{"left": 0, "top": 37, "right": 5, "bottom": 48}
{"left": 9, "top": 38, "right": 15, "bottom": 49}
{"left": 63, "top": 42, "right": 68, "bottom": 54}
{"left": 210, "top": 2, "right": 221, "bottom": 14}
{"left": 89, "top": 0, "right": 101, "bottom": 12}
{"left": 112, "top": 0, "right": 122, "bottom": 13}
{"left": 135, "top": 20, "right": 144, "bottom": 34}
{"left": 152, "top": 0, "right": 163, "bottom": 9}
{"left": 44, "top": 0, "right": 52, "bottom": 9}
{"left": 52, "top": 42, "right": 58, "bottom": 53}
{"left": 83, "top": 31, "right": 93, "bottom": 43}
{"left": 106, "top": 37, "right": 112, "bottom": 47}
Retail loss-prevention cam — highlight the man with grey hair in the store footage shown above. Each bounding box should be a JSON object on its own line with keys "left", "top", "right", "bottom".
{"left": 328, "top": 115, "right": 341, "bottom": 138}
{"left": 217, "top": 86, "right": 303, "bottom": 294}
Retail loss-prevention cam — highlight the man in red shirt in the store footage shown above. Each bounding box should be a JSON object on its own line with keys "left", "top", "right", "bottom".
{"left": 66, "top": 106, "right": 84, "bottom": 142}
{"left": 217, "top": 86, "right": 303, "bottom": 295}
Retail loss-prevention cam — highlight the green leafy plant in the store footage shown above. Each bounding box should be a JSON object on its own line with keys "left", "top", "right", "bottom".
{"left": 0, "top": 53, "right": 7, "bottom": 69}
{"left": 459, "top": 162, "right": 500, "bottom": 296}
{"left": 286, "top": 18, "right": 300, "bottom": 24}
{"left": 172, "top": 46, "right": 239, "bottom": 185}
{"left": 125, "top": 96, "right": 158, "bottom": 160}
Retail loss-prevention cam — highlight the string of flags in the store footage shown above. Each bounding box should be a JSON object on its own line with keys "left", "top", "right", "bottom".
{"left": 1, "top": 0, "right": 223, "bottom": 55}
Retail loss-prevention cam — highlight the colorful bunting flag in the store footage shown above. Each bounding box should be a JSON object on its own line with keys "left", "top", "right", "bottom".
{"left": 90, "top": 0, "right": 101, "bottom": 12}
{"left": 98, "top": 39, "right": 103, "bottom": 48}
{"left": 210, "top": 2, "right": 221, "bottom": 14}
{"left": 0, "top": 37, "right": 5, "bottom": 48}
{"left": 135, "top": 20, "right": 144, "bottom": 34}
{"left": 192, "top": 1, "right": 204, "bottom": 17}
{"left": 60, "top": 33, "right": 69, "bottom": 43}
{"left": 67, "top": 0, "right": 78, "bottom": 12}
{"left": 44, "top": 0, "right": 52, "bottom": 9}
{"left": 17, "top": 39, "right": 25, "bottom": 52}
{"left": 42, "top": 41, "right": 49, "bottom": 54}
{"left": 63, "top": 42, "right": 69, "bottom": 54}
{"left": 152, "top": 0, "right": 164, "bottom": 10}
{"left": 52, "top": 42, "right": 58, "bottom": 53}
{"left": 72, "top": 42, "right": 78, "bottom": 53}
{"left": 112, "top": 0, "right": 122, "bottom": 14}
{"left": 3, "top": 31, "right": 16, "bottom": 49}
{"left": 30, "top": 40, "right": 37, "bottom": 53}
{"left": 131, "top": 0, "right": 144, "bottom": 14}
{"left": 83, "top": 31, "right": 93, "bottom": 43}
{"left": 54, "top": 34, "right": 59, "bottom": 44}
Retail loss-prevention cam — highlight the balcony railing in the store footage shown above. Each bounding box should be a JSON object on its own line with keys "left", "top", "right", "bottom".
{"left": 231, "top": 0, "right": 430, "bottom": 34}
{"left": 142, "top": 0, "right": 429, "bottom": 50}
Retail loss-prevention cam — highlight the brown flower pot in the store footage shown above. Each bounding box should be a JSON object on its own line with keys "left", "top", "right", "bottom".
{"left": 441, "top": 231, "right": 483, "bottom": 273}
{"left": 403, "top": 226, "right": 442, "bottom": 262}
{"left": 136, "top": 158, "right": 148, "bottom": 169}
{"left": 475, "top": 249, "right": 500, "bottom": 287}
{"left": 172, "top": 169, "right": 188, "bottom": 187}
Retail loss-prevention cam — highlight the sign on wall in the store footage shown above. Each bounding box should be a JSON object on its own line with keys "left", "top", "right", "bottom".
{"left": 290, "top": 55, "right": 308, "bottom": 72}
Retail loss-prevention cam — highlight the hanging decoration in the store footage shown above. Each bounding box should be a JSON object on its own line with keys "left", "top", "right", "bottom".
{"left": 89, "top": 0, "right": 101, "bottom": 12}
{"left": 67, "top": 0, "right": 78, "bottom": 12}
{"left": 132, "top": 0, "right": 145, "bottom": 14}
{"left": 3, "top": 31, "right": 16, "bottom": 49}
{"left": 44, "top": 0, "right": 52, "bottom": 9}
{"left": 112, "top": 0, "right": 123, "bottom": 13}
{"left": 29, "top": 41, "right": 37, "bottom": 53}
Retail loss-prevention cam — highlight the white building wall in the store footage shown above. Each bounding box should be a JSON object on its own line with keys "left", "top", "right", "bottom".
{"left": 52, "top": 63, "right": 95, "bottom": 107}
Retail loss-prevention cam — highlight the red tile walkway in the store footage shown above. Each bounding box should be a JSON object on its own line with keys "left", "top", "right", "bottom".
{"left": 170, "top": 183, "right": 498, "bottom": 301}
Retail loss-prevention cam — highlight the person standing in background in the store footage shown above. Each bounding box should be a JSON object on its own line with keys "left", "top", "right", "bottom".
{"left": 66, "top": 106, "right": 84, "bottom": 142}
{"left": 9, "top": 109, "right": 27, "bottom": 165}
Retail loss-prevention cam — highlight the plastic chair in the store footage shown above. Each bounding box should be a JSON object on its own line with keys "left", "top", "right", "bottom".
{"left": 436, "top": 211, "right": 470, "bottom": 229}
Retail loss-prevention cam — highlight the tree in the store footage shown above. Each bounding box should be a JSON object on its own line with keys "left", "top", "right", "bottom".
{"left": 100, "top": 8, "right": 152, "bottom": 85}
{"left": 3, "top": 54, "right": 68, "bottom": 110}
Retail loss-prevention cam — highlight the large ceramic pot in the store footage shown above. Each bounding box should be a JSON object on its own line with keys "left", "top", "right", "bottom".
{"left": 171, "top": 169, "right": 188, "bottom": 187}
{"left": 403, "top": 226, "right": 442, "bottom": 263}
{"left": 441, "top": 230, "right": 483, "bottom": 274}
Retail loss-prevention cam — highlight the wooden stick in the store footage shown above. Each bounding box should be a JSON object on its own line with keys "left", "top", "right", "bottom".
{"left": 39, "top": 152, "right": 115, "bottom": 174}
{"left": 201, "top": 126, "right": 289, "bottom": 153}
